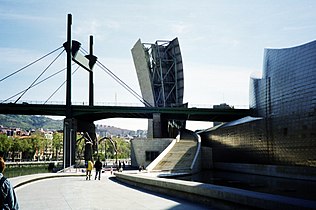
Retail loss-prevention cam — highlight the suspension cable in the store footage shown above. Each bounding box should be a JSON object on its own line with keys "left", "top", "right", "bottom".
{"left": 0, "top": 46, "right": 63, "bottom": 83}
{"left": 1, "top": 64, "right": 78, "bottom": 104}
{"left": 44, "top": 65, "right": 80, "bottom": 104}
{"left": 14, "top": 49, "right": 65, "bottom": 104}
{"left": 79, "top": 48, "right": 152, "bottom": 107}
{"left": 1, "top": 65, "right": 67, "bottom": 104}
{"left": 96, "top": 61, "right": 153, "bottom": 107}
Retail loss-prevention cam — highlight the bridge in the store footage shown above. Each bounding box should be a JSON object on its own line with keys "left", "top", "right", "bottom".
{"left": 0, "top": 14, "right": 250, "bottom": 168}
{"left": 0, "top": 103, "right": 249, "bottom": 122}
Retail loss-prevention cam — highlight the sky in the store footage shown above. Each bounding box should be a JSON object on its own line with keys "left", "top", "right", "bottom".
{"left": 1, "top": 0, "right": 316, "bottom": 130}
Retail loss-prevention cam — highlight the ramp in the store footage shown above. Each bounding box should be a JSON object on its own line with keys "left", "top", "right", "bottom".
{"left": 147, "top": 130, "right": 201, "bottom": 174}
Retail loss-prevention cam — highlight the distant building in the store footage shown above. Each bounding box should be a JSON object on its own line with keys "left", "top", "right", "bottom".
{"left": 200, "top": 40, "right": 316, "bottom": 167}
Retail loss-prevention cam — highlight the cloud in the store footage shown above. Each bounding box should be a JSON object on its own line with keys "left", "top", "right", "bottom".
{"left": 72, "top": 18, "right": 124, "bottom": 44}
{"left": 73, "top": 19, "right": 103, "bottom": 41}
{"left": 0, "top": 47, "right": 65, "bottom": 68}
{"left": 170, "top": 22, "right": 192, "bottom": 35}
{"left": 282, "top": 25, "right": 316, "bottom": 31}
{"left": 104, "top": 20, "right": 121, "bottom": 30}
{"left": 0, "top": 12, "right": 54, "bottom": 22}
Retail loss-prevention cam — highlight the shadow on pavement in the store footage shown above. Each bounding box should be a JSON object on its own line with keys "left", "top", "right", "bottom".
{"left": 109, "top": 176, "right": 211, "bottom": 210}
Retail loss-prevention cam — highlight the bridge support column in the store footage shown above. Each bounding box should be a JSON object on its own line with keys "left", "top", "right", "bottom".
{"left": 152, "top": 113, "right": 162, "bottom": 138}
{"left": 63, "top": 118, "right": 77, "bottom": 168}
{"left": 152, "top": 113, "right": 169, "bottom": 138}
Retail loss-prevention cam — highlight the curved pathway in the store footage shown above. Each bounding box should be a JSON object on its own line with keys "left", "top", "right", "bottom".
{"left": 15, "top": 173, "right": 212, "bottom": 210}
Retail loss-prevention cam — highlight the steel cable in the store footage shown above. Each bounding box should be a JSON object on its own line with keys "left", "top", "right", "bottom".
{"left": 79, "top": 48, "right": 152, "bottom": 107}
{"left": 0, "top": 46, "right": 63, "bottom": 83}
{"left": 44, "top": 65, "right": 80, "bottom": 104}
{"left": 14, "top": 49, "right": 65, "bottom": 103}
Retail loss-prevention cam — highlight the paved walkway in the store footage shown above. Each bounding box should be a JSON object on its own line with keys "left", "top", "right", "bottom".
{"left": 13, "top": 171, "right": 212, "bottom": 210}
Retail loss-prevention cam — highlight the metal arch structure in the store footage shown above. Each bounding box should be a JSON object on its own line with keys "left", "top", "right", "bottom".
{"left": 76, "top": 132, "right": 95, "bottom": 162}
{"left": 98, "top": 136, "right": 118, "bottom": 167}
{"left": 144, "top": 39, "right": 184, "bottom": 107}
{"left": 132, "top": 38, "right": 185, "bottom": 138}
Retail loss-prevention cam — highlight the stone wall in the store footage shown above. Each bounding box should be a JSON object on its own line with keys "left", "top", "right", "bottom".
{"left": 130, "top": 138, "right": 173, "bottom": 168}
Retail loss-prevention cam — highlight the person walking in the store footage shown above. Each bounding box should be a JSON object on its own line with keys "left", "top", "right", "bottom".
{"left": 94, "top": 158, "right": 102, "bottom": 180}
{"left": 86, "top": 160, "right": 94, "bottom": 180}
{"left": 0, "top": 157, "right": 19, "bottom": 209}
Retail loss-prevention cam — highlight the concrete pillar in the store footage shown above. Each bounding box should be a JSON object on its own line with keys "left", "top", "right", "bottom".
{"left": 63, "top": 118, "right": 77, "bottom": 168}
{"left": 152, "top": 113, "right": 162, "bottom": 138}
{"left": 147, "top": 119, "right": 154, "bottom": 138}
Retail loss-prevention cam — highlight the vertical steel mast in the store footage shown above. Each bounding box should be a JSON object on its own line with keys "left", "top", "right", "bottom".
{"left": 66, "top": 14, "right": 72, "bottom": 117}
{"left": 63, "top": 14, "right": 76, "bottom": 169}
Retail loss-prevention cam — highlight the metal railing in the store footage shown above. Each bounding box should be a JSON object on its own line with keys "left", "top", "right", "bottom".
{"left": 1, "top": 99, "right": 249, "bottom": 109}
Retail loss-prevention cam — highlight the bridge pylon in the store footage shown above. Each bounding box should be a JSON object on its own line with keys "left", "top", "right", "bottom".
{"left": 63, "top": 14, "right": 97, "bottom": 168}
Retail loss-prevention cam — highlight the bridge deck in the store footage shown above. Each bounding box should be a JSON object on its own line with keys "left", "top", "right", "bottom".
{"left": 0, "top": 103, "right": 250, "bottom": 122}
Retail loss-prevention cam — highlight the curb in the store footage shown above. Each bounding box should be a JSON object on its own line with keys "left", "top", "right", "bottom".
{"left": 11, "top": 173, "right": 85, "bottom": 189}
{"left": 115, "top": 172, "right": 316, "bottom": 210}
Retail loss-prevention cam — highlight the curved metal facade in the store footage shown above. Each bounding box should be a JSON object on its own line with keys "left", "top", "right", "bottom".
{"left": 201, "top": 40, "right": 316, "bottom": 167}
{"left": 255, "top": 40, "right": 316, "bottom": 166}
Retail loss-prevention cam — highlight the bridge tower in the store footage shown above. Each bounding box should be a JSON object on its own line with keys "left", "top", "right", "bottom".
{"left": 63, "top": 14, "right": 97, "bottom": 168}
{"left": 131, "top": 38, "right": 185, "bottom": 138}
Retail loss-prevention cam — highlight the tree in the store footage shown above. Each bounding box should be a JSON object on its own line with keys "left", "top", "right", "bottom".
{"left": 30, "top": 131, "right": 46, "bottom": 160}
{"left": 52, "top": 132, "right": 63, "bottom": 160}
{"left": 19, "top": 137, "right": 34, "bottom": 160}
{"left": 0, "top": 134, "right": 11, "bottom": 158}
{"left": 113, "top": 137, "right": 131, "bottom": 159}
{"left": 96, "top": 137, "right": 131, "bottom": 160}
{"left": 10, "top": 137, "right": 24, "bottom": 161}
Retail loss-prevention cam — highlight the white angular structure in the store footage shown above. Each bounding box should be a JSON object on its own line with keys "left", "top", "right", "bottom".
{"left": 131, "top": 38, "right": 185, "bottom": 138}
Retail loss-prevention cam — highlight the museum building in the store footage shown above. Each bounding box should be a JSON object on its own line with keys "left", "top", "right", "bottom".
{"left": 200, "top": 40, "right": 316, "bottom": 168}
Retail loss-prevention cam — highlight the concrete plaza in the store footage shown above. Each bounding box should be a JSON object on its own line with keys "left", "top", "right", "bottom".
{"left": 9, "top": 169, "right": 316, "bottom": 210}
{"left": 12, "top": 171, "right": 211, "bottom": 210}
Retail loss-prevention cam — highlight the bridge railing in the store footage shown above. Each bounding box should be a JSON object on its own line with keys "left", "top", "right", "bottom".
{"left": 1, "top": 100, "right": 249, "bottom": 109}
{"left": 0, "top": 100, "right": 144, "bottom": 107}
{"left": 188, "top": 104, "right": 249, "bottom": 109}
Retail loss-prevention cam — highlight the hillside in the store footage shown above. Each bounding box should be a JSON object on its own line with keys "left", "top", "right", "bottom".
{"left": 0, "top": 115, "right": 146, "bottom": 137}
{"left": 0, "top": 114, "right": 63, "bottom": 130}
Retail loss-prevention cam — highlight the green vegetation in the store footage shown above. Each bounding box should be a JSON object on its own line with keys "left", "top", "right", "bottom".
{"left": 0, "top": 114, "right": 131, "bottom": 166}
{"left": 0, "top": 114, "right": 132, "bottom": 178}
{"left": 0, "top": 114, "right": 62, "bottom": 130}
{"left": 0, "top": 132, "right": 63, "bottom": 161}
{"left": 1, "top": 132, "right": 131, "bottom": 162}
{"left": 98, "top": 136, "right": 130, "bottom": 160}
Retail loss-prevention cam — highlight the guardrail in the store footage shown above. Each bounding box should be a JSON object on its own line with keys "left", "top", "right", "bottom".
{"left": 190, "top": 132, "right": 201, "bottom": 173}
{"left": 6, "top": 161, "right": 62, "bottom": 166}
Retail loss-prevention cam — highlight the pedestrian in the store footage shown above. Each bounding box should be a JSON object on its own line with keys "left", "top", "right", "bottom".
{"left": 0, "top": 157, "right": 19, "bottom": 209}
{"left": 94, "top": 158, "right": 102, "bottom": 180}
{"left": 86, "top": 159, "right": 94, "bottom": 180}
